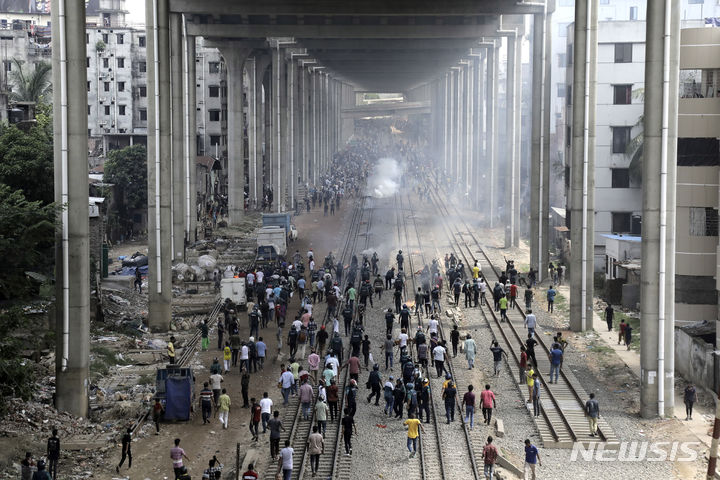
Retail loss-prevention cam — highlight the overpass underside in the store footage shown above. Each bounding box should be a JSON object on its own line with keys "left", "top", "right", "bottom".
{"left": 51, "top": 0, "right": 680, "bottom": 420}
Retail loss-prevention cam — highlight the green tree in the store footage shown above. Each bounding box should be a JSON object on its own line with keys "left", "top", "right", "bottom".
{"left": 0, "top": 124, "right": 54, "bottom": 205}
{"left": 104, "top": 145, "right": 147, "bottom": 231}
{"left": 0, "top": 307, "right": 37, "bottom": 414}
{"left": 9, "top": 59, "right": 52, "bottom": 105}
{"left": 0, "top": 184, "right": 56, "bottom": 299}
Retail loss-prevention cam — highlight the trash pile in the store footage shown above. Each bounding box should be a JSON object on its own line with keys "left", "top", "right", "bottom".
{"left": 101, "top": 287, "right": 148, "bottom": 330}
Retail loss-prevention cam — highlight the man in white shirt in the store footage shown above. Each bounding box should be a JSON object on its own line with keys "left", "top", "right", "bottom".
{"left": 256, "top": 270, "right": 264, "bottom": 284}
{"left": 524, "top": 310, "right": 537, "bottom": 338}
{"left": 246, "top": 272, "right": 255, "bottom": 287}
{"left": 209, "top": 372, "right": 224, "bottom": 405}
{"left": 397, "top": 329, "right": 409, "bottom": 355}
{"left": 433, "top": 343, "right": 448, "bottom": 378}
{"left": 310, "top": 259, "right": 316, "bottom": 272}
{"left": 240, "top": 343, "right": 249, "bottom": 371}
{"left": 259, "top": 392, "right": 273, "bottom": 433}
{"left": 326, "top": 353, "right": 340, "bottom": 378}
{"left": 426, "top": 317, "right": 439, "bottom": 336}
{"left": 278, "top": 440, "right": 294, "bottom": 480}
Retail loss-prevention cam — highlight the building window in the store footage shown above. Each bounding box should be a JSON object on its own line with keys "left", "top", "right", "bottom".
{"left": 118, "top": 81, "right": 125, "bottom": 92}
{"left": 139, "top": 85, "right": 147, "bottom": 97}
{"left": 558, "top": 22, "right": 569, "bottom": 38}
{"left": 104, "top": 82, "right": 110, "bottom": 92}
{"left": 86, "top": 57, "right": 90, "bottom": 68}
{"left": 690, "top": 207, "right": 718, "bottom": 236}
{"left": 557, "top": 53, "right": 566, "bottom": 68}
{"left": 611, "top": 212, "right": 632, "bottom": 233}
{"left": 209, "top": 85, "right": 220, "bottom": 97}
{"left": 87, "top": 81, "right": 91, "bottom": 91}
{"left": 139, "top": 36, "right": 146, "bottom": 47}
{"left": 614, "top": 43, "right": 632, "bottom": 63}
{"left": 117, "top": 57, "right": 125, "bottom": 68}
{"left": 104, "top": 105, "right": 110, "bottom": 115}
{"left": 102, "top": 57, "right": 109, "bottom": 68}
{"left": 119, "top": 105, "right": 126, "bottom": 115}
{"left": 209, "top": 62, "right": 220, "bottom": 74}
{"left": 116, "top": 33, "right": 124, "bottom": 44}
{"left": 102, "top": 33, "right": 109, "bottom": 43}
{"left": 566, "top": 85, "right": 572, "bottom": 106}
{"left": 629, "top": 6, "right": 638, "bottom": 20}
{"left": 567, "top": 44, "right": 573, "bottom": 66}
{"left": 140, "top": 108, "right": 147, "bottom": 121}
{"left": 87, "top": 105, "right": 91, "bottom": 115}
{"left": 613, "top": 85, "right": 632, "bottom": 104}
{"left": 612, "top": 126, "right": 632, "bottom": 153}
{"left": 86, "top": 33, "right": 89, "bottom": 44}
{"left": 557, "top": 84, "right": 566, "bottom": 98}
{"left": 210, "top": 135, "right": 221, "bottom": 146}
{"left": 611, "top": 168, "right": 630, "bottom": 188}
{"left": 566, "top": 126, "right": 571, "bottom": 147}
{"left": 209, "top": 110, "right": 221, "bottom": 122}
{"left": 139, "top": 61, "right": 146, "bottom": 73}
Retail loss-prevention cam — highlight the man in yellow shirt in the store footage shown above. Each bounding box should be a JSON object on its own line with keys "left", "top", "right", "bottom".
{"left": 167, "top": 336, "right": 176, "bottom": 364}
{"left": 218, "top": 388, "right": 231, "bottom": 429}
{"left": 526, "top": 367, "right": 535, "bottom": 404}
{"left": 472, "top": 261, "right": 481, "bottom": 280}
{"left": 403, "top": 413, "right": 425, "bottom": 458}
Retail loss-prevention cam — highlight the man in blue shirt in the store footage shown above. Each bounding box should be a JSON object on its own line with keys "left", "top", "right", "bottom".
{"left": 524, "top": 439, "right": 542, "bottom": 480}
{"left": 548, "top": 347, "right": 563, "bottom": 384}
{"left": 546, "top": 286, "right": 557, "bottom": 313}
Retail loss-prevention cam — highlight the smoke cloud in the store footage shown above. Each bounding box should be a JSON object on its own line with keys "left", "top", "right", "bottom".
{"left": 366, "top": 157, "right": 403, "bottom": 198}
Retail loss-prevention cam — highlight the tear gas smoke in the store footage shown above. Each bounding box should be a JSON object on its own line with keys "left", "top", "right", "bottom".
{"left": 366, "top": 157, "right": 403, "bottom": 198}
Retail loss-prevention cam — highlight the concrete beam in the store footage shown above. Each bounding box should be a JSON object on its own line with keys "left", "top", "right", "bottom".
{"left": 299, "top": 38, "right": 482, "bottom": 50}
{"left": 51, "top": 0, "right": 90, "bottom": 417}
{"left": 171, "top": 0, "right": 545, "bottom": 16}
{"left": 186, "top": 22, "right": 501, "bottom": 39}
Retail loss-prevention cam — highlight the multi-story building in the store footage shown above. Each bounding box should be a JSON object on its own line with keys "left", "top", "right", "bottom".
{"left": 675, "top": 27, "right": 720, "bottom": 326}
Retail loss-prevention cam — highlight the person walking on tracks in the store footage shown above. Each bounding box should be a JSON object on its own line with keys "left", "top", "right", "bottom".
{"left": 442, "top": 380, "right": 458, "bottom": 423}
{"left": 524, "top": 286, "right": 533, "bottom": 310}
{"left": 482, "top": 436, "right": 499, "bottom": 480}
{"left": 450, "top": 325, "right": 460, "bottom": 357}
{"left": 268, "top": 410, "right": 285, "bottom": 460}
{"left": 341, "top": 407, "right": 357, "bottom": 456}
{"left": 498, "top": 295, "right": 508, "bottom": 322}
{"left": 465, "top": 333, "right": 477, "bottom": 369}
{"left": 433, "top": 341, "right": 448, "bottom": 378}
{"left": 546, "top": 285, "right": 557, "bottom": 313}
{"left": 46, "top": 428, "right": 60, "bottom": 480}
{"left": 525, "top": 334, "right": 538, "bottom": 367}
{"left": 524, "top": 309, "right": 537, "bottom": 338}
{"left": 462, "top": 384, "right": 476, "bottom": 430}
{"left": 404, "top": 413, "right": 425, "bottom": 458}
{"left": 307, "top": 426, "right": 324, "bottom": 477}
{"left": 524, "top": 439, "right": 542, "bottom": 480}
{"left": 549, "top": 345, "right": 563, "bottom": 384}
{"left": 278, "top": 440, "right": 294, "bottom": 480}
{"left": 531, "top": 374, "right": 541, "bottom": 418}
{"left": 490, "top": 341, "right": 507, "bottom": 376}
{"left": 585, "top": 393, "right": 600, "bottom": 437}
{"left": 199, "top": 382, "right": 214, "bottom": 424}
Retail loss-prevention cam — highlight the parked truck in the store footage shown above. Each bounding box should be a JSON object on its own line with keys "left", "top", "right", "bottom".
{"left": 220, "top": 277, "right": 247, "bottom": 308}
{"left": 262, "top": 213, "right": 298, "bottom": 242}
{"left": 255, "top": 225, "right": 287, "bottom": 268}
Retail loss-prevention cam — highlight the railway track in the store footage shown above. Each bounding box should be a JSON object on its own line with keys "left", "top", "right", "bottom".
{"left": 262, "top": 194, "right": 374, "bottom": 480}
{"left": 424, "top": 184, "right": 618, "bottom": 449}
{"left": 395, "top": 192, "right": 480, "bottom": 480}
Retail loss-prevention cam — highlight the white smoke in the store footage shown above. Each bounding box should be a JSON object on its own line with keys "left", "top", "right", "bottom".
{"left": 367, "top": 157, "right": 403, "bottom": 198}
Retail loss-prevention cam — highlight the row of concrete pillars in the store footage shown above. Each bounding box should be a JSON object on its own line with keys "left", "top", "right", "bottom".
{"left": 429, "top": 14, "right": 552, "bottom": 280}
{"left": 49, "top": 0, "right": 351, "bottom": 416}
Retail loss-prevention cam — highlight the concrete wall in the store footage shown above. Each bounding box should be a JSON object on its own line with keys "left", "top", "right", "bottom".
{"left": 675, "top": 328, "right": 715, "bottom": 392}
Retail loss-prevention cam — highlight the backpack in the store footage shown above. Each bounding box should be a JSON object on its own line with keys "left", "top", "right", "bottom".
{"left": 415, "top": 331, "right": 426, "bottom": 345}
{"left": 298, "top": 329, "right": 307, "bottom": 343}
{"left": 331, "top": 336, "right": 343, "bottom": 352}
{"left": 417, "top": 344, "right": 428, "bottom": 359}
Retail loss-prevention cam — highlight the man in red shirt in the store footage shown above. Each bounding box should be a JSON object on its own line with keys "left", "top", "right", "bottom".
{"left": 342, "top": 355, "right": 362, "bottom": 382}
{"left": 519, "top": 346, "right": 528, "bottom": 384}
{"left": 241, "top": 463, "right": 258, "bottom": 480}
{"left": 480, "top": 384, "right": 497, "bottom": 425}
{"left": 249, "top": 398, "right": 261, "bottom": 442}
{"left": 482, "top": 436, "right": 499, "bottom": 479}
{"left": 509, "top": 283, "right": 518, "bottom": 308}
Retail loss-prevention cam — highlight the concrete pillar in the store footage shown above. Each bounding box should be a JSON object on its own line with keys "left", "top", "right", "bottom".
{"left": 146, "top": 0, "right": 172, "bottom": 332}
{"left": 271, "top": 44, "right": 286, "bottom": 213}
{"left": 449, "top": 69, "right": 456, "bottom": 177}
{"left": 253, "top": 55, "right": 270, "bottom": 209}
{"left": 309, "top": 69, "right": 317, "bottom": 185}
{"left": 169, "top": 14, "right": 184, "bottom": 258}
{"left": 224, "top": 46, "right": 251, "bottom": 224}
{"left": 504, "top": 34, "right": 517, "bottom": 248}
{"left": 287, "top": 53, "right": 296, "bottom": 211}
{"left": 51, "top": 0, "right": 90, "bottom": 416}
{"left": 513, "top": 34, "right": 522, "bottom": 248}
{"left": 487, "top": 43, "right": 498, "bottom": 228}
{"left": 247, "top": 56, "right": 258, "bottom": 209}
{"left": 569, "top": 0, "right": 597, "bottom": 332}
{"left": 465, "top": 61, "right": 473, "bottom": 196}
{"left": 472, "top": 54, "right": 484, "bottom": 210}
{"left": 444, "top": 72, "right": 450, "bottom": 174}
{"left": 530, "top": 13, "right": 546, "bottom": 278}
{"left": 456, "top": 67, "right": 463, "bottom": 180}
{"left": 186, "top": 34, "right": 197, "bottom": 241}
{"left": 640, "top": 0, "right": 680, "bottom": 419}
{"left": 323, "top": 73, "right": 330, "bottom": 172}
{"left": 541, "top": 12, "right": 552, "bottom": 284}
